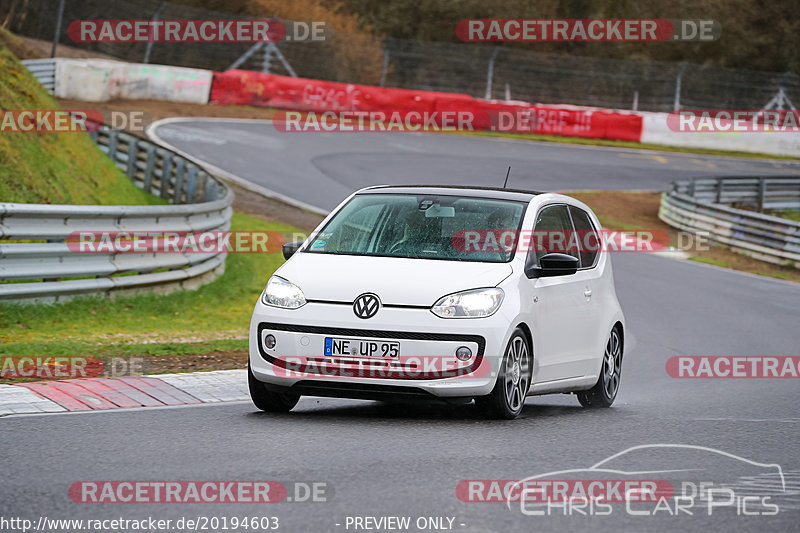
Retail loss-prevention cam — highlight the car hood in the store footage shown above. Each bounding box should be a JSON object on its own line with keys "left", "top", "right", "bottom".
{"left": 275, "top": 253, "right": 514, "bottom": 306}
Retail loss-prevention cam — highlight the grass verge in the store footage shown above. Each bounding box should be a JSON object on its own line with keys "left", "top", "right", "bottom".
{"left": 772, "top": 210, "right": 800, "bottom": 222}
{"left": 0, "top": 30, "right": 162, "bottom": 205}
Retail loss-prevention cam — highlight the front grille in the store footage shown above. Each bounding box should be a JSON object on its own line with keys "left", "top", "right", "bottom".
{"left": 258, "top": 322, "right": 486, "bottom": 346}
{"left": 256, "top": 322, "right": 486, "bottom": 380}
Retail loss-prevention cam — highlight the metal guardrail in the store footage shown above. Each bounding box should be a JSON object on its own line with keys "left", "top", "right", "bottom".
{"left": 669, "top": 176, "right": 800, "bottom": 211}
{"left": 21, "top": 59, "right": 56, "bottom": 94}
{"left": 0, "top": 127, "right": 233, "bottom": 302}
{"left": 659, "top": 177, "right": 800, "bottom": 268}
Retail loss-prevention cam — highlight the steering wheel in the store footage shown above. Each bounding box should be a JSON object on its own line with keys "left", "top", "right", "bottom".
{"left": 388, "top": 240, "right": 412, "bottom": 255}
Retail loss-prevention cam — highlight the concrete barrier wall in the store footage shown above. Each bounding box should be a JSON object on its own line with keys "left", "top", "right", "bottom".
{"left": 116, "top": 63, "right": 212, "bottom": 103}
{"left": 55, "top": 59, "right": 212, "bottom": 104}
{"left": 55, "top": 59, "right": 117, "bottom": 101}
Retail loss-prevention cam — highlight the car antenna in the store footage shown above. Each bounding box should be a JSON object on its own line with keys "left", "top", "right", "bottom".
{"left": 502, "top": 166, "right": 512, "bottom": 189}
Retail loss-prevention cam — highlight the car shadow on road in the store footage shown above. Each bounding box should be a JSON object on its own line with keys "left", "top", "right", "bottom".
{"left": 246, "top": 398, "right": 589, "bottom": 423}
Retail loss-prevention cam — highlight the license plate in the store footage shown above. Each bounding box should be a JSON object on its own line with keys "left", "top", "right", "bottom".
{"left": 324, "top": 337, "right": 400, "bottom": 358}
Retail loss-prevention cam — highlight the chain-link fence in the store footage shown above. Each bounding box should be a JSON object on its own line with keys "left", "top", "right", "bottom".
{"left": 3, "top": 0, "right": 798, "bottom": 112}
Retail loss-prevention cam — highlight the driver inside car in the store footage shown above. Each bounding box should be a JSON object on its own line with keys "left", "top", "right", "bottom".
{"left": 388, "top": 208, "right": 439, "bottom": 256}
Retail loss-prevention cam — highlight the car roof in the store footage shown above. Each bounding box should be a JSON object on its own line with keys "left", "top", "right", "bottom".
{"left": 359, "top": 185, "right": 542, "bottom": 202}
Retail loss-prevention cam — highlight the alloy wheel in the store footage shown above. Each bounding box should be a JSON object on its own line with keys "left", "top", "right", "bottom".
{"left": 504, "top": 335, "right": 531, "bottom": 412}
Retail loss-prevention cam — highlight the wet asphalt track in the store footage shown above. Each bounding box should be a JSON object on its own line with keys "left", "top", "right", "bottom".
{"left": 2, "top": 120, "right": 800, "bottom": 532}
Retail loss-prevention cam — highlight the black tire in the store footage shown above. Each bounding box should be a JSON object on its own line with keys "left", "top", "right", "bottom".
{"left": 248, "top": 363, "right": 300, "bottom": 413}
{"left": 476, "top": 328, "right": 532, "bottom": 420}
{"left": 577, "top": 327, "right": 623, "bottom": 408}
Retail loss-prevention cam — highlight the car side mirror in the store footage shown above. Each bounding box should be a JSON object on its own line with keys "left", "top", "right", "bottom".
{"left": 525, "top": 253, "right": 579, "bottom": 278}
{"left": 282, "top": 241, "right": 304, "bottom": 260}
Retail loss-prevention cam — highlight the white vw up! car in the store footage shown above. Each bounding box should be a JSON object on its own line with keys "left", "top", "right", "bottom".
{"left": 249, "top": 185, "right": 625, "bottom": 419}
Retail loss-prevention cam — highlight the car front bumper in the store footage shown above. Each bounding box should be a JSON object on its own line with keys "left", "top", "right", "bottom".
{"left": 248, "top": 301, "right": 514, "bottom": 399}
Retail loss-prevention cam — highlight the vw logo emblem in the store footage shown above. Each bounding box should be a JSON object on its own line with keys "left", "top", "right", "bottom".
{"left": 353, "top": 293, "right": 380, "bottom": 319}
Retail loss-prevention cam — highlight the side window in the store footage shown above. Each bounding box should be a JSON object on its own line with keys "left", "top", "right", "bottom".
{"left": 569, "top": 206, "right": 601, "bottom": 268}
{"left": 530, "top": 204, "right": 579, "bottom": 266}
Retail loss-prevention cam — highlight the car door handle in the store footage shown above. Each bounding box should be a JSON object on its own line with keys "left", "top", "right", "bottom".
{"left": 584, "top": 289, "right": 593, "bottom": 298}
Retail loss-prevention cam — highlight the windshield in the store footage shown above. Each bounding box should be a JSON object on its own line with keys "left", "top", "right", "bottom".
{"left": 304, "top": 193, "right": 526, "bottom": 262}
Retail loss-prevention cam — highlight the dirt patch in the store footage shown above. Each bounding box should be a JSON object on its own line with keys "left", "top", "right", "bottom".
{"left": 135, "top": 349, "right": 247, "bottom": 375}
{"left": 228, "top": 181, "right": 325, "bottom": 232}
{"left": 0, "top": 29, "right": 42, "bottom": 60}
{"left": 571, "top": 190, "right": 668, "bottom": 231}
{"left": 0, "top": 350, "right": 247, "bottom": 384}
{"left": 10, "top": 35, "right": 123, "bottom": 60}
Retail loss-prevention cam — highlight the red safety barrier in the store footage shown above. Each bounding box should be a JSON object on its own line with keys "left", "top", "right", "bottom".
{"left": 211, "top": 70, "right": 445, "bottom": 114}
{"left": 477, "top": 103, "right": 643, "bottom": 141}
{"left": 209, "top": 70, "right": 643, "bottom": 141}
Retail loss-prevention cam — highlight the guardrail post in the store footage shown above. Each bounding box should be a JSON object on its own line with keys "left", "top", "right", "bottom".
{"left": 204, "top": 178, "right": 215, "bottom": 201}
{"left": 143, "top": 145, "right": 156, "bottom": 194}
{"left": 174, "top": 159, "right": 186, "bottom": 204}
{"left": 107, "top": 131, "right": 119, "bottom": 162}
{"left": 186, "top": 167, "right": 198, "bottom": 204}
{"left": 715, "top": 178, "right": 723, "bottom": 204}
{"left": 126, "top": 139, "right": 139, "bottom": 178}
{"left": 160, "top": 154, "right": 174, "bottom": 200}
{"left": 688, "top": 178, "right": 696, "bottom": 196}
{"left": 758, "top": 177, "right": 767, "bottom": 212}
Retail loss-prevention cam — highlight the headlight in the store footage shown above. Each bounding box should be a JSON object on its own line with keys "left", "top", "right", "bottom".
{"left": 261, "top": 276, "right": 307, "bottom": 309}
{"left": 431, "top": 288, "right": 504, "bottom": 318}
